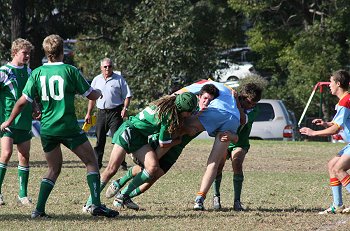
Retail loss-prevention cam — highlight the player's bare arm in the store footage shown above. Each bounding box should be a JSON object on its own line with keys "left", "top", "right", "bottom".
{"left": 299, "top": 123, "right": 340, "bottom": 137}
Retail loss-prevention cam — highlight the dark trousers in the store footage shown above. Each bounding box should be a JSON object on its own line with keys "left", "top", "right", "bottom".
{"left": 94, "top": 105, "right": 124, "bottom": 169}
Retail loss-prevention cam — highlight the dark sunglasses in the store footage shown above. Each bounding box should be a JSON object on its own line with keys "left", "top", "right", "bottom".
{"left": 103, "top": 65, "right": 112, "bottom": 69}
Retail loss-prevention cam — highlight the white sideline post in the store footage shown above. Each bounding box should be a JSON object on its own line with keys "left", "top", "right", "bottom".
{"left": 297, "top": 85, "right": 318, "bottom": 127}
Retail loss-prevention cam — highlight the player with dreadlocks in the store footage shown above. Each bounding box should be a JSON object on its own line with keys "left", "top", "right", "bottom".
{"left": 83, "top": 92, "right": 198, "bottom": 211}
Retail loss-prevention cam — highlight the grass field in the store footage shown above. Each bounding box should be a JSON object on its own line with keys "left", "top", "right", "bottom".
{"left": 1, "top": 138, "right": 350, "bottom": 230}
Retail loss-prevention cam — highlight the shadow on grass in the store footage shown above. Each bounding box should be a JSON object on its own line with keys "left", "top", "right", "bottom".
{"left": 253, "top": 207, "right": 324, "bottom": 213}
{"left": 7, "top": 160, "right": 130, "bottom": 169}
{"left": 0, "top": 212, "right": 235, "bottom": 221}
{"left": 7, "top": 160, "right": 88, "bottom": 168}
{"left": 0, "top": 206, "right": 328, "bottom": 222}
{"left": 182, "top": 207, "right": 324, "bottom": 213}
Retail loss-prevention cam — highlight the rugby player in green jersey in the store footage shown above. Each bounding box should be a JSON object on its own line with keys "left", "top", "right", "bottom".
{"left": 104, "top": 84, "right": 220, "bottom": 210}
{"left": 1, "top": 34, "right": 118, "bottom": 218}
{"left": 0, "top": 38, "right": 36, "bottom": 206}
{"left": 83, "top": 91, "right": 198, "bottom": 211}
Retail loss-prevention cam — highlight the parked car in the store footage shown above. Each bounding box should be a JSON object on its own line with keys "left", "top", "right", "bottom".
{"left": 213, "top": 60, "right": 256, "bottom": 82}
{"left": 250, "top": 99, "right": 296, "bottom": 141}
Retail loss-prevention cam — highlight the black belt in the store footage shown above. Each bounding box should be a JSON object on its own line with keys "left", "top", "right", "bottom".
{"left": 99, "top": 105, "right": 124, "bottom": 113}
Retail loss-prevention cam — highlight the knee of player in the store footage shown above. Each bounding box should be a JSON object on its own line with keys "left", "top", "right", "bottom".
{"left": 145, "top": 165, "right": 159, "bottom": 177}
{"left": 206, "top": 161, "right": 220, "bottom": 171}
{"left": 0, "top": 153, "right": 12, "bottom": 163}
{"left": 132, "top": 165, "right": 143, "bottom": 176}
{"left": 332, "top": 167, "right": 344, "bottom": 177}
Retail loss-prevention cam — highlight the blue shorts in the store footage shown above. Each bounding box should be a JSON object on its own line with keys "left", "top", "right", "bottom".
{"left": 338, "top": 143, "right": 350, "bottom": 156}
{"left": 198, "top": 108, "right": 240, "bottom": 137}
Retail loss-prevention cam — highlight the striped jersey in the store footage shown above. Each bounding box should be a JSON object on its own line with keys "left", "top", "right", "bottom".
{"left": 0, "top": 63, "right": 32, "bottom": 130}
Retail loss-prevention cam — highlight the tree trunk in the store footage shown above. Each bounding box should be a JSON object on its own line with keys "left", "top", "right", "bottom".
{"left": 11, "top": 0, "right": 26, "bottom": 41}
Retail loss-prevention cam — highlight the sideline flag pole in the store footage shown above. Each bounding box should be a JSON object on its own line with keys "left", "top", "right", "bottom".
{"left": 298, "top": 82, "right": 330, "bottom": 127}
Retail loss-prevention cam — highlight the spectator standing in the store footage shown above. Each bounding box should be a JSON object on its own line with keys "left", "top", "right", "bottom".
{"left": 85, "top": 58, "right": 132, "bottom": 169}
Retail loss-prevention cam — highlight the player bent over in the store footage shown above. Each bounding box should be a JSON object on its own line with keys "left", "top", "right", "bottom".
{"left": 175, "top": 80, "right": 241, "bottom": 211}
{"left": 83, "top": 92, "right": 198, "bottom": 211}
{"left": 1, "top": 34, "right": 118, "bottom": 218}
{"left": 212, "top": 82, "right": 263, "bottom": 211}
{"left": 104, "top": 84, "right": 220, "bottom": 210}
{"left": 300, "top": 70, "right": 350, "bottom": 214}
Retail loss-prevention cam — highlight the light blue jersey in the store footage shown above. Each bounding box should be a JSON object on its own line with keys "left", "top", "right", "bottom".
{"left": 180, "top": 79, "right": 240, "bottom": 136}
{"left": 332, "top": 94, "right": 350, "bottom": 156}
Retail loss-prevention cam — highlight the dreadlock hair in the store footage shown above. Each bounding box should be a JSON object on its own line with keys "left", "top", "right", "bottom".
{"left": 151, "top": 95, "right": 183, "bottom": 134}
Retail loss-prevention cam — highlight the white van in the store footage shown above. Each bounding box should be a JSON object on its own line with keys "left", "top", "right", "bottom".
{"left": 250, "top": 99, "right": 296, "bottom": 141}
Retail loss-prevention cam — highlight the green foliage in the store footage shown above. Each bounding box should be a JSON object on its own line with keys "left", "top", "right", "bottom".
{"left": 7, "top": 0, "right": 350, "bottom": 121}
{"left": 107, "top": 0, "right": 239, "bottom": 109}
{"left": 72, "top": 0, "right": 245, "bottom": 110}
{"left": 1, "top": 0, "right": 244, "bottom": 112}
{"left": 228, "top": 0, "right": 350, "bottom": 120}
{"left": 74, "top": 96, "right": 91, "bottom": 119}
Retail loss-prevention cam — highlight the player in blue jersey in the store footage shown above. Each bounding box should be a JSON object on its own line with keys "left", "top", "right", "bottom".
{"left": 175, "top": 79, "right": 242, "bottom": 210}
{"left": 300, "top": 70, "right": 350, "bottom": 214}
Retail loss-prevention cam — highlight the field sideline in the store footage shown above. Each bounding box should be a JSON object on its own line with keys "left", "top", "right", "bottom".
{"left": 0, "top": 138, "right": 349, "bottom": 230}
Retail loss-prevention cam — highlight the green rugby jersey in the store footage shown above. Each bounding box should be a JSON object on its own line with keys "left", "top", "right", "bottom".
{"left": 23, "top": 62, "right": 92, "bottom": 136}
{"left": 129, "top": 105, "right": 172, "bottom": 144}
{"left": 229, "top": 106, "right": 259, "bottom": 150}
{"left": 0, "top": 63, "right": 32, "bottom": 130}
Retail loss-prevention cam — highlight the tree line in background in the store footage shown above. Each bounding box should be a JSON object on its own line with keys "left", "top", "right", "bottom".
{"left": 1, "top": 0, "right": 350, "bottom": 122}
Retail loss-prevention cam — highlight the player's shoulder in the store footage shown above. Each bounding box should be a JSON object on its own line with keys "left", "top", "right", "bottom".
{"left": 0, "top": 65, "right": 9, "bottom": 78}
{"left": 0, "top": 64, "right": 15, "bottom": 81}
{"left": 338, "top": 94, "right": 350, "bottom": 108}
{"left": 60, "top": 63, "right": 80, "bottom": 72}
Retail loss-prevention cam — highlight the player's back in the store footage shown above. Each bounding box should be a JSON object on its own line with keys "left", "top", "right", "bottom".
{"left": 24, "top": 62, "right": 91, "bottom": 136}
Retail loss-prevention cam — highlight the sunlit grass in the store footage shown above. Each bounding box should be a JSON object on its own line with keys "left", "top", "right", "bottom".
{"left": 0, "top": 138, "right": 349, "bottom": 230}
